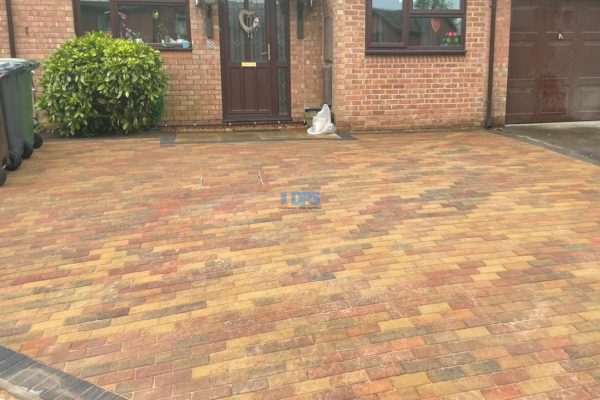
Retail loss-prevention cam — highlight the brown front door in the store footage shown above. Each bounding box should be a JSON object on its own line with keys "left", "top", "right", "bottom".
{"left": 506, "top": 0, "right": 600, "bottom": 124}
{"left": 220, "top": 0, "right": 291, "bottom": 122}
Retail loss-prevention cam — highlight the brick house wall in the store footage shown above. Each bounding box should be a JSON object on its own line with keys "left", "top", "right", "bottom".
{"left": 2, "top": 0, "right": 512, "bottom": 131}
{"left": 3, "top": 0, "right": 325, "bottom": 127}
{"left": 490, "top": 0, "right": 511, "bottom": 127}
{"left": 0, "top": 0, "right": 10, "bottom": 58}
{"left": 291, "top": 1, "right": 324, "bottom": 120}
{"left": 9, "top": 0, "right": 75, "bottom": 61}
{"left": 160, "top": 5, "right": 222, "bottom": 126}
{"left": 325, "top": 0, "right": 511, "bottom": 131}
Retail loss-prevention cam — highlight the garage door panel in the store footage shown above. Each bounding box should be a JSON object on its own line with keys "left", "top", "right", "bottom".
{"left": 578, "top": 4, "right": 600, "bottom": 31}
{"left": 508, "top": 42, "right": 536, "bottom": 79}
{"left": 507, "top": 0, "right": 600, "bottom": 124}
{"left": 511, "top": 5, "right": 543, "bottom": 33}
{"left": 547, "top": 6, "right": 577, "bottom": 31}
{"left": 506, "top": 87, "right": 537, "bottom": 117}
{"left": 577, "top": 43, "right": 600, "bottom": 76}
{"left": 544, "top": 41, "right": 573, "bottom": 78}
{"left": 540, "top": 80, "right": 570, "bottom": 113}
{"left": 574, "top": 84, "right": 600, "bottom": 112}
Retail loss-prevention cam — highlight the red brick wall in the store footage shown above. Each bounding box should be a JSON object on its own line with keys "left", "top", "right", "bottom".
{"left": 0, "top": 0, "right": 10, "bottom": 58}
{"left": 5, "top": 0, "right": 324, "bottom": 128}
{"left": 4, "top": 0, "right": 512, "bottom": 130}
{"left": 327, "top": 0, "right": 509, "bottom": 132}
{"left": 160, "top": 4, "right": 222, "bottom": 126}
{"left": 10, "top": 0, "right": 75, "bottom": 61}
{"left": 490, "top": 0, "right": 511, "bottom": 126}
{"left": 290, "top": 0, "right": 325, "bottom": 119}
{"left": 161, "top": 0, "right": 325, "bottom": 126}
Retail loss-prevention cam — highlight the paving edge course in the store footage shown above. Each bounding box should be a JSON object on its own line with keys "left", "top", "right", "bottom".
{"left": 0, "top": 346, "right": 125, "bottom": 400}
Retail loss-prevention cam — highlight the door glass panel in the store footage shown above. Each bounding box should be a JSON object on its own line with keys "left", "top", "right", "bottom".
{"left": 228, "top": 0, "right": 267, "bottom": 62}
{"left": 228, "top": 0, "right": 246, "bottom": 61}
{"left": 248, "top": 0, "right": 267, "bottom": 61}
{"left": 278, "top": 68, "right": 288, "bottom": 115}
{"left": 80, "top": 0, "right": 111, "bottom": 35}
{"left": 276, "top": 0, "right": 288, "bottom": 61}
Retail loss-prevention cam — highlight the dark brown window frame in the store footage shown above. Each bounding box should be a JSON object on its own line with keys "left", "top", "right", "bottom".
{"left": 73, "top": 0, "right": 192, "bottom": 51}
{"left": 365, "top": 0, "right": 467, "bottom": 55}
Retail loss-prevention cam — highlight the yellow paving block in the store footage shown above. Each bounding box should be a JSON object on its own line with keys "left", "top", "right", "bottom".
{"left": 455, "top": 327, "right": 490, "bottom": 339}
{"left": 293, "top": 377, "right": 331, "bottom": 394}
{"left": 391, "top": 372, "right": 431, "bottom": 389}
{"left": 518, "top": 377, "right": 562, "bottom": 395}
{"left": 418, "top": 302, "right": 452, "bottom": 314}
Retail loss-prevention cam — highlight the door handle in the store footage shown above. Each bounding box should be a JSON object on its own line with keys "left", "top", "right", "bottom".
{"left": 261, "top": 43, "right": 271, "bottom": 61}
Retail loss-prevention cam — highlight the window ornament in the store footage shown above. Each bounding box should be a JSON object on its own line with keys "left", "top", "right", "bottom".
{"left": 239, "top": 9, "right": 260, "bottom": 39}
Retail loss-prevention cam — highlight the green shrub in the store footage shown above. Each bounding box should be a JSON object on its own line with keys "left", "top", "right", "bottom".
{"left": 37, "top": 32, "right": 168, "bottom": 136}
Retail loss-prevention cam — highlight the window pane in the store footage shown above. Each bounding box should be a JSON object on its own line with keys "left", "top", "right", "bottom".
{"left": 276, "top": 0, "right": 288, "bottom": 62}
{"left": 371, "top": 0, "right": 404, "bottom": 43}
{"left": 408, "top": 17, "right": 463, "bottom": 47}
{"left": 117, "top": 5, "right": 190, "bottom": 47}
{"left": 278, "top": 68, "right": 288, "bottom": 115}
{"left": 80, "top": 0, "right": 111, "bottom": 35}
{"left": 412, "top": 0, "right": 461, "bottom": 10}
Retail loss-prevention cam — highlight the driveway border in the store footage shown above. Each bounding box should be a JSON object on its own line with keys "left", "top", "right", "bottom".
{"left": 0, "top": 346, "right": 125, "bottom": 400}
{"left": 491, "top": 127, "right": 600, "bottom": 167}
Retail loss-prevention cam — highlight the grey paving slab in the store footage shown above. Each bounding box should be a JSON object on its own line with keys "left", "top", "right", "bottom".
{"left": 501, "top": 121, "right": 600, "bottom": 166}
{"left": 0, "top": 346, "right": 125, "bottom": 400}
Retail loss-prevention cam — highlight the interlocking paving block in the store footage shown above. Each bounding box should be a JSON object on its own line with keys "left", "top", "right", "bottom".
{"left": 0, "top": 346, "right": 125, "bottom": 400}
{"left": 0, "top": 131, "right": 599, "bottom": 399}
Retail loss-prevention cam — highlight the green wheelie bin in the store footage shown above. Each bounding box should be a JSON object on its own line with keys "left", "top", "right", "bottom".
{"left": 0, "top": 62, "right": 24, "bottom": 170}
{"left": 0, "top": 58, "right": 41, "bottom": 155}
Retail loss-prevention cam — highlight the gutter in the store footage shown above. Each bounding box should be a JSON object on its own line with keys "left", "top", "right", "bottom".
{"left": 6, "top": 0, "right": 16, "bottom": 57}
{"left": 485, "top": 0, "right": 498, "bottom": 128}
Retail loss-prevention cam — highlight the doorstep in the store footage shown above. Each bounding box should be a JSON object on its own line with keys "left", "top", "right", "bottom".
{"left": 160, "top": 128, "right": 355, "bottom": 145}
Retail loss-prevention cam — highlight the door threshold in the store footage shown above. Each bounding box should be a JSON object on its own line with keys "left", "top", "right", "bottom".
{"left": 223, "top": 118, "right": 295, "bottom": 126}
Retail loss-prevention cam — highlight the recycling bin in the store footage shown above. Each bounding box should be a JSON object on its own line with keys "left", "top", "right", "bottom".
{"left": 0, "top": 62, "right": 24, "bottom": 171}
{"left": 0, "top": 79, "right": 8, "bottom": 186}
{"left": 0, "top": 58, "right": 40, "bottom": 155}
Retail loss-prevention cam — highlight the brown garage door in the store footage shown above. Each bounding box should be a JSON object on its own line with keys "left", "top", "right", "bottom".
{"left": 506, "top": 0, "right": 600, "bottom": 124}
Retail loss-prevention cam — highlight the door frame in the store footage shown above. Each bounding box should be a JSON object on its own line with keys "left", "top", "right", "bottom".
{"left": 218, "top": 0, "right": 292, "bottom": 123}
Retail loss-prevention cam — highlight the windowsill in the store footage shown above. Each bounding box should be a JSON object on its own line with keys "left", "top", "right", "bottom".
{"left": 366, "top": 48, "right": 466, "bottom": 55}
{"left": 148, "top": 45, "right": 193, "bottom": 52}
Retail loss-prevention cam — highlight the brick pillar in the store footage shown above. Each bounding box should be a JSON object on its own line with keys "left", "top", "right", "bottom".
{"left": 490, "top": 0, "right": 512, "bottom": 126}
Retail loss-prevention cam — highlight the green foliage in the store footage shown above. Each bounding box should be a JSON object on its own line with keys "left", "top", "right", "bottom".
{"left": 150, "top": 96, "right": 165, "bottom": 128}
{"left": 37, "top": 32, "right": 168, "bottom": 136}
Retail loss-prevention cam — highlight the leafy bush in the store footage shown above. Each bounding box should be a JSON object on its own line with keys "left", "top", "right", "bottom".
{"left": 38, "top": 33, "right": 168, "bottom": 136}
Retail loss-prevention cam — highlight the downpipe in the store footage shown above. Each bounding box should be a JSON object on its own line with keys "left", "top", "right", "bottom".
{"left": 6, "top": 0, "right": 16, "bottom": 57}
{"left": 485, "top": 0, "right": 498, "bottom": 128}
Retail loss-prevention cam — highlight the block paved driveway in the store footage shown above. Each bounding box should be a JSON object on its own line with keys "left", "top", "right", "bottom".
{"left": 1, "top": 131, "right": 600, "bottom": 400}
